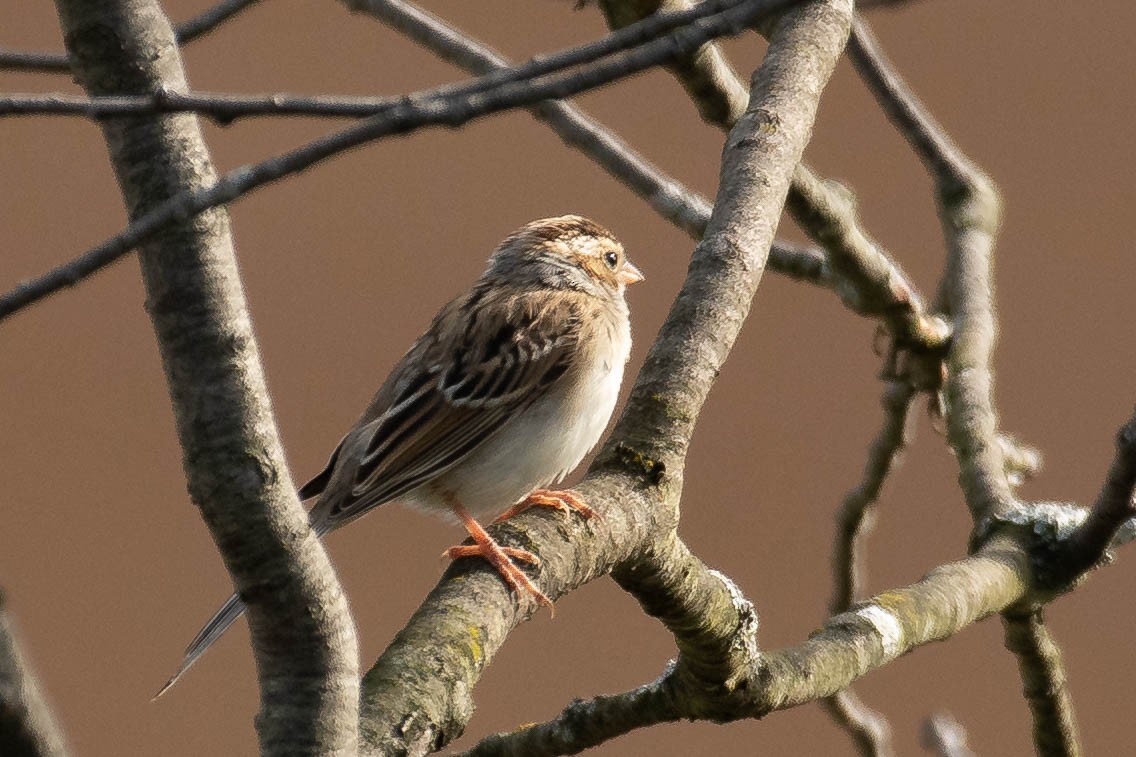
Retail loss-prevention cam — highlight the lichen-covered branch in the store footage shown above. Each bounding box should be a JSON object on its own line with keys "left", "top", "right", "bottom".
{"left": 462, "top": 534, "right": 1034, "bottom": 755}
{"left": 0, "top": 593, "right": 69, "bottom": 757}
{"left": 760, "top": 534, "right": 1029, "bottom": 711}
{"left": 50, "top": 1, "right": 358, "bottom": 752}
{"left": 1002, "top": 612, "right": 1081, "bottom": 757}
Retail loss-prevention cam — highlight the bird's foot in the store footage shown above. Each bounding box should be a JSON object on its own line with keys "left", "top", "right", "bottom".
{"left": 492, "top": 488, "right": 600, "bottom": 523}
{"left": 445, "top": 499, "right": 553, "bottom": 613}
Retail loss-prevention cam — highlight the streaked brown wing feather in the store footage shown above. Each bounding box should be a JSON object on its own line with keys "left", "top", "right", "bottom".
{"left": 314, "top": 288, "right": 582, "bottom": 531}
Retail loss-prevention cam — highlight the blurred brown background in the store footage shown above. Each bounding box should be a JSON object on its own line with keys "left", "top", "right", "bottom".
{"left": 3, "top": 1, "right": 1135, "bottom": 754}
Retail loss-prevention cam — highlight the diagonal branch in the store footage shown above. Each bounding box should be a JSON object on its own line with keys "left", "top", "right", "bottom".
{"left": 824, "top": 691, "right": 894, "bottom": 757}
{"left": 462, "top": 532, "right": 1053, "bottom": 755}
{"left": 784, "top": 159, "right": 950, "bottom": 352}
{"left": 0, "top": 592, "right": 69, "bottom": 757}
{"left": 357, "top": 1, "right": 855, "bottom": 752}
{"left": 594, "top": 0, "right": 945, "bottom": 355}
{"left": 0, "top": 0, "right": 794, "bottom": 321}
{"left": 455, "top": 669, "right": 680, "bottom": 757}
{"left": 829, "top": 381, "right": 916, "bottom": 613}
{"left": 51, "top": 1, "right": 358, "bottom": 752}
{"left": 348, "top": 0, "right": 835, "bottom": 289}
{"left": 1, "top": 0, "right": 263, "bottom": 72}
{"left": 1054, "top": 407, "right": 1136, "bottom": 584}
{"left": 820, "top": 380, "right": 914, "bottom": 757}
{"left": 345, "top": 0, "right": 706, "bottom": 244}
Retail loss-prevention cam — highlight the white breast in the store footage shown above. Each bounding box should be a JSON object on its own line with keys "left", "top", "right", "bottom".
{"left": 416, "top": 309, "right": 631, "bottom": 520}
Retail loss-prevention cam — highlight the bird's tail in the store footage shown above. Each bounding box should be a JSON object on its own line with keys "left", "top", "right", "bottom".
{"left": 153, "top": 592, "right": 245, "bottom": 699}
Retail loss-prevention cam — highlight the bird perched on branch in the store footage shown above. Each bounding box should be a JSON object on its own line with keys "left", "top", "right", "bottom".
{"left": 158, "top": 215, "right": 643, "bottom": 695}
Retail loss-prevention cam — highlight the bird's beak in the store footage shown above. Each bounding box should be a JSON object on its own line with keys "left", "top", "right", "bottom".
{"left": 618, "top": 262, "right": 645, "bottom": 286}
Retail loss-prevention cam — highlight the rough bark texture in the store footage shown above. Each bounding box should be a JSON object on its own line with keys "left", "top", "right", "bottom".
{"left": 358, "top": 1, "right": 855, "bottom": 753}
{"left": 51, "top": 1, "right": 358, "bottom": 753}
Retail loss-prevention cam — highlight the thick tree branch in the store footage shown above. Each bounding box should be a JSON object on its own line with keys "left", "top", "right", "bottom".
{"left": 0, "top": 593, "right": 69, "bottom": 757}
{"left": 465, "top": 534, "right": 1036, "bottom": 755}
{"left": 51, "top": 1, "right": 358, "bottom": 752}
{"left": 356, "top": 1, "right": 854, "bottom": 752}
{"left": 0, "top": 0, "right": 793, "bottom": 321}
{"left": 0, "top": 0, "right": 262, "bottom": 72}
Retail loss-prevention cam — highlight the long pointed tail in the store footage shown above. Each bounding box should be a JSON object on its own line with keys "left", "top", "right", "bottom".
{"left": 153, "top": 592, "right": 245, "bottom": 699}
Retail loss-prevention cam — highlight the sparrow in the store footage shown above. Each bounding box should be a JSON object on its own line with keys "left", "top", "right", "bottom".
{"left": 157, "top": 215, "right": 643, "bottom": 695}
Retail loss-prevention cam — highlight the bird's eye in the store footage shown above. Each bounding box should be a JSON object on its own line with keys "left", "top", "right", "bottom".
{"left": 603, "top": 250, "right": 619, "bottom": 269}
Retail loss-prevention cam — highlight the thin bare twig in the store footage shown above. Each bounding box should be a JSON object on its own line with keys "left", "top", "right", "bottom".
{"left": 1002, "top": 612, "right": 1081, "bottom": 757}
{"left": 351, "top": 0, "right": 831, "bottom": 284}
{"left": 0, "top": 90, "right": 456, "bottom": 120}
{"left": 0, "top": 0, "right": 793, "bottom": 320}
{"left": 829, "top": 381, "right": 916, "bottom": 613}
{"left": 174, "top": 0, "right": 264, "bottom": 42}
{"left": 823, "top": 690, "right": 894, "bottom": 757}
{"left": 820, "top": 380, "right": 913, "bottom": 757}
{"left": 595, "top": 0, "right": 946, "bottom": 356}
{"left": 0, "top": 0, "right": 263, "bottom": 72}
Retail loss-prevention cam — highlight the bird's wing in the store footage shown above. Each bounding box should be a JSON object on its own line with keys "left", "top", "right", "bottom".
{"left": 311, "top": 289, "right": 584, "bottom": 533}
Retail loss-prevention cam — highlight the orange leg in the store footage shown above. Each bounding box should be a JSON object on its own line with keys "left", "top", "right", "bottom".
{"left": 492, "top": 488, "right": 600, "bottom": 524}
{"left": 443, "top": 498, "right": 553, "bottom": 612}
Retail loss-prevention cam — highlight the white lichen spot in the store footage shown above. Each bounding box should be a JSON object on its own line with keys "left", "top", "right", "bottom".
{"left": 856, "top": 604, "right": 903, "bottom": 660}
